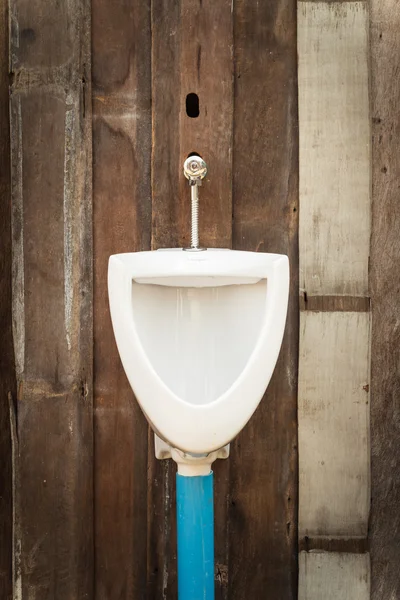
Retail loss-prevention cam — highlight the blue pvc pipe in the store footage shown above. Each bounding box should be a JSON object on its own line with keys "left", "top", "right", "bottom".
{"left": 176, "top": 472, "right": 214, "bottom": 600}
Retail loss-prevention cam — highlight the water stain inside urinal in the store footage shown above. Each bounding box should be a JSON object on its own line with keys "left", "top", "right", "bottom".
{"left": 131, "top": 280, "right": 267, "bottom": 405}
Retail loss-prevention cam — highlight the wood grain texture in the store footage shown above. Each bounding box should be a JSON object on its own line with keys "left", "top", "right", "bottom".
{"left": 298, "top": 1, "right": 370, "bottom": 297}
{"left": 10, "top": 0, "right": 93, "bottom": 596}
{"left": 299, "top": 311, "right": 370, "bottom": 537}
{"left": 300, "top": 295, "right": 370, "bottom": 312}
{"left": 150, "top": 2, "right": 233, "bottom": 598}
{"left": 369, "top": 2, "right": 400, "bottom": 598}
{"left": 299, "top": 551, "right": 370, "bottom": 599}
{"left": 0, "top": 1, "right": 14, "bottom": 598}
{"left": 92, "top": 1, "right": 151, "bottom": 598}
{"left": 151, "top": 0, "right": 233, "bottom": 250}
{"left": 229, "top": 0, "right": 299, "bottom": 597}
{"left": 299, "top": 537, "right": 368, "bottom": 554}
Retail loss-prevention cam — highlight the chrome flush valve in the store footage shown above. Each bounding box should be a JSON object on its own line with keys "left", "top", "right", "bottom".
{"left": 183, "top": 156, "right": 208, "bottom": 250}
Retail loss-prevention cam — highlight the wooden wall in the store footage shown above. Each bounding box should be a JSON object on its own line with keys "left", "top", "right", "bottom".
{"left": 0, "top": 0, "right": 399, "bottom": 599}
{"left": 3, "top": 0, "right": 298, "bottom": 599}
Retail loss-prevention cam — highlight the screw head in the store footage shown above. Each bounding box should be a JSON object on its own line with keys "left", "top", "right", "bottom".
{"left": 183, "top": 156, "right": 207, "bottom": 180}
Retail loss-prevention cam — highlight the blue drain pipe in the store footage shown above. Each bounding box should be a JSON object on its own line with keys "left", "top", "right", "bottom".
{"left": 176, "top": 472, "right": 215, "bottom": 600}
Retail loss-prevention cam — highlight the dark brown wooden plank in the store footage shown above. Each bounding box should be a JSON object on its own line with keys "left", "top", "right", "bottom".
{"left": 299, "top": 537, "right": 368, "bottom": 554}
{"left": 300, "top": 295, "right": 370, "bottom": 312}
{"left": 92, "top": 1, "right": 152, "bottom": 598}
{"left": 148, "top": 0, "right": 184, "bottom": 592}
{"left": 230, "top": 0, "right": 299, "bottom": 598}
{"left": 151, "top": 0, "right": 233, "bottom": 250}
{"left": 10, "top": 0, "right": 93, "bottom": 596}
{"left": 370, "top": 3, "right": 400, "bottom": 598}
{"left": 0, "top": 1, "right": 14, "bottom": 598}
{"left": 150, "top": 1, "right": 233, "bottom": 597}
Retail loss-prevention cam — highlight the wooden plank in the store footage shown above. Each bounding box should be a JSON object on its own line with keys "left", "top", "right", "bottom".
{"left": 299, "top": 552, "right": 370, "bottom": 599}
{"left": 150, "top": 2, "right": 233, "bottom": 598}
{"left": 369, "top": 2, "right": 400, "bottom": 598}
{"left": 299, "top": 537, "right": 368, "bottom": 554}
{"left": 0, "top": 1, "right": 15, "bottom": 597}
{"left": 151, "top": 0, "right": 233, "bottom": 250}
{"left": 300, "top": 295, "right": 370, "bottom": 312}
{"left": 298, "top": 1, "right": 370, "bottom": 297}
{"left": 230, "top": 0, "right": 298, "bottom": 597}
{"left": 299, "top": 311, "right": 370, "bottom": 537}
{"left": 10, "top": 0, "right": 93, "bottom": 596}
{"left": 92, "top": 1, "right": 152, "bottom": 598}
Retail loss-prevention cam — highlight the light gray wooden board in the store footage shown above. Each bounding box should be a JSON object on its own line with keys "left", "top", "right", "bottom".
{"left": 299, "top": 552, "right": 370, "bottom": 600}
{"left": 299, "top": 311, "right": 370, "bottom": 537}
{"left": 298, "top": 1, "right": 370, "bottom": 297}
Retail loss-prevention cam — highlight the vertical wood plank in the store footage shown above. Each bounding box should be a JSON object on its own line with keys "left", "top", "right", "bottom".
{"left": 370, "top": 2, "right": 400, "bottom": 598}
{"left": 299, "top": 552, "right": 370, "bottom": 600}
{"left": 10, "top": 0, "right": 93, "bottom": 597}
{"left": 299, "top": 312, "right": 370, "bottom": 537}
{"left": 150, "top": 2, "right": 233, "bottom": 597}
{"left": 0, "top": 1, "right": 14, "bottom": 597}
{"left": 92, "top": 1, "right": 152, "bottom": 598}
{"left": 230, "top": 0, "right": 299, "bottom": 597}
{"left": 151, "top": 0, "right": 233, "bottom": 250}
{"left": 297, "top": 3, "right": 371, "bottom": 595}
{"left": 298, "top": 1, "right": 370, "bottom": 297}
{"left": 298, "top": 0, "right": 371, "bottom": 541}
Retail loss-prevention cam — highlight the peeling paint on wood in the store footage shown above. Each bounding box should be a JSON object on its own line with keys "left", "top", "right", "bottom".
{"left": 10, "top": 96, "right": 24, "bottom": 380}
{"left": 63, "top": 102, "right": 76, "bottom": 352}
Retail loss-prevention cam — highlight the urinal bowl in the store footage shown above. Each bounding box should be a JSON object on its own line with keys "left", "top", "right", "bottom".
{"left": 108, "top": 248, "right": 289, "bottom": 455}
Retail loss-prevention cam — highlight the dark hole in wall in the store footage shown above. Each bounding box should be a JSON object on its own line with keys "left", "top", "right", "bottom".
{"left": 186, "top": 93, "right": 200, "bottom": 118}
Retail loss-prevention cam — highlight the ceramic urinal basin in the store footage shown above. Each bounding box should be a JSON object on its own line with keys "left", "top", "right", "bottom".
{"left": 108, "top": 248, "right": 289, "bottom": 454}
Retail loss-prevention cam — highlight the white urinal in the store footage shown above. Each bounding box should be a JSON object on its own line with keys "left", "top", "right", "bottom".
{"left": 108, "top": 247, "right": 289, "bottom": 456}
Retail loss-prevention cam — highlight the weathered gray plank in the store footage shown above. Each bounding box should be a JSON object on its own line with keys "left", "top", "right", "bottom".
{"left": 299, "top": 311, "right": 370, "bottom": 537}
{"left": 0, "top": 1, "right": 15, "bottom": 597}
{"left": 10, "top": 0, "right": 93, "bottom": 596}
{"left": 299, "top": 552, "right": 370, "bottom": 599}
{"left": 298, "top": 1, "right": 370, "bottom": 297}
{"left": 230, "top": 0, "right": 299, "bottom": 597}
{"left": 370, "top": 1, "right": 400, "bottom": 598}
{"left": 92, "top": 0, "right": 152, "bottom": 598}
